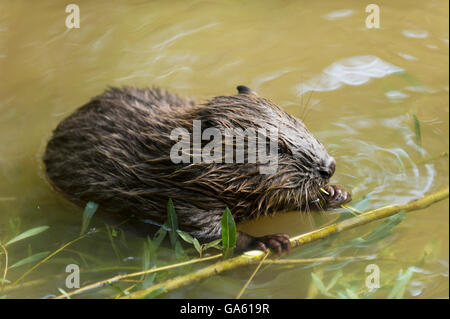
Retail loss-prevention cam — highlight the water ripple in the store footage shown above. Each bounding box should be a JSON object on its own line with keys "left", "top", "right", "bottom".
{"left": 152, "top": 23, "right": 218, "bottom": 50}
{"left": 402, "top": 29, "right": 429, "bottom": 39}
{"left": 385, "top": 90, "right": 410, "bottom": 99}
{"left": 296, "top": 55, "right": 404, "bottom": 94}
{"left": 323, "top": 9, "right": 354, "bottom": 21}
{"left": 398, "top": 52, "right": 418, "bottom": 61}
{"left": 329, "top": 114, "right": 436, "bottom": 206}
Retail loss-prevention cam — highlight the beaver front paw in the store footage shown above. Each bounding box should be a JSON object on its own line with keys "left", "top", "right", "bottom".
{"left": 250, "top": 233, "right": 291, "bottom": 255}
{"left": 236, "top": 231, "right": 291, "bottom": 254}
{"left": 323, "top": 185, "right": 352, "bottom": 208}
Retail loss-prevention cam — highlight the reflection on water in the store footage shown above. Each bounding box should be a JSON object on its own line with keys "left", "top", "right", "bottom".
{"left": 296, "top": 55, "right": 404, "bottom": 94}
{"left": 402, "top": 30, "right": 429, "bottom": 39}
{"left": 0, "top": 0, "right": 448, "bottom": 298}
{"left": 323, "top": 9, "right": 354, "bottom": 21}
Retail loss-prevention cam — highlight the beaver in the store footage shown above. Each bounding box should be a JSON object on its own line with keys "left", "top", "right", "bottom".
{"left": 43, "top": 85, "right": 351, "bottom": 254}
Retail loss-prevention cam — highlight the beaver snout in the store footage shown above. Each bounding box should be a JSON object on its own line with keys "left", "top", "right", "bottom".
{"left": 317, "top": 156, "right": 336, "bottom": 179}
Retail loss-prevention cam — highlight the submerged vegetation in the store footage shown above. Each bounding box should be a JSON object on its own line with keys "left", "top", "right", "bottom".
{"left": 0, "top": 185, "right": 447, "bottom": 299}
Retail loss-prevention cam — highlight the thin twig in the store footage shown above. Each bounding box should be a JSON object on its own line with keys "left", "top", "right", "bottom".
{"left": 11, "top": 219, "right": 130, "bottom": 286}
{"left": 12, "top": 234, "right": 88, "bottom": 286}
{"left": 54, "top": 254, "right": 221, "bottom": 299}
{"left": 0, "top": 266, "right": 140, "bottom": 294}
{"left": 236, "top": 251, "right": 270, "bottom": 299}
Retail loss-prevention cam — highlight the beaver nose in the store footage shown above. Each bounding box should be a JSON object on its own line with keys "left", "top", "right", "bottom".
{"left": 318, "top": 156, "right": 336, "bottom": 179}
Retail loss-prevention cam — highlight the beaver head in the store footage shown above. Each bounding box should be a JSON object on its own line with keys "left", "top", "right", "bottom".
{"left": 175, "top": 85, "right": 336, "bottom": 219}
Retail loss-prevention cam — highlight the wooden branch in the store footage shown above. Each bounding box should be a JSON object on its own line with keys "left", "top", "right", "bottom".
{"left": 121, "top": 186, "right": 449, "bottom": 299}
{"left": 54, "top": 254, "right": 221, "bottom": 299}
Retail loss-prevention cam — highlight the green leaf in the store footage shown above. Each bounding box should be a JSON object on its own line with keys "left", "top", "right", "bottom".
{"left": 320, "top": 211, "right": 406, "bottom": 256}
{"left": 412, "top": 113, "right": 422, "bottom": 147}
{"left": 221, "top": 207, "right": 236, "bottom": 258}
{"left": 289, "top": 235, "right": 336, "bottom": 259}
{"left": 360, "top": 210, "right": 406, "bottom": 246}
{"left": 167, "top": 199, "right": 178, "bottom": 248}
{"left": 311, "top": 273, "right": 334, "bottom": 298}
{"left": 352, "top": 194, "right": 372, "bottom": 212}
{"left": 326, "top": 269, "right": 343, "bottom": 291}
{"left": 193, "top": 238, "right": 202, "bottom": 255}
{"left": 5, "top": 226, "right": 49, "bottom": 246}
{"left": 80, "top": 201, "right": 99, "bottom": 235}
{"left": 10, "top": 251, "right": 50, "bottom": 269}
{"left": 388, "top": 267, "right": 414, "bottom": 299}
{"left": 140, "top": 238, "right": 157, "bottom": 289}
{"left": 57, "top": 288, "right": 71, "bottom": 299}
{"left": 174, "top": 240, "right": 186, "bottom": 260}
{"left": 177, "top": 230, "right": 194, "bottom": 244}
{"left": 203, "top": 239, "right": 222, "bottom": 250}
{"left": 221, "top": 207, "right": 236, "bottom": 248}
{"left": 140, "top": 266, "right": 157, "bottom": 289}
{"left": 105, "top": 224, "right": 121, "bottom": 261}
{"left": 142, "top": 237, "right": 153, "bottom": 269}
{"left": 153, "top": 223, "right": 167, "bottom": 248}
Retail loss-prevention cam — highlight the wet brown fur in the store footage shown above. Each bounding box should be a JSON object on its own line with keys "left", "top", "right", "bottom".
{"left": 44, "top": 86, "right": 343, "bottom": 245}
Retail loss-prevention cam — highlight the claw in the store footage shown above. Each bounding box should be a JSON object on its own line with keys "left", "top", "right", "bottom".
{"left": 323, "top": 185, "right": 352, "bottom": 208}
{"left": 251, "top": 233, "right": 291, "bottom": 255}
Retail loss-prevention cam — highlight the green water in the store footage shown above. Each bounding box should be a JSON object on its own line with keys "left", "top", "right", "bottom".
{"left": 0, "top": 0, "right": 448, "bottom": 298}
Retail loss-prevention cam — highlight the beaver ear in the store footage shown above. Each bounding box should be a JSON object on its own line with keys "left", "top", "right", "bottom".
{"left": 236, "top": 85, "right": 258, "bottom": 96}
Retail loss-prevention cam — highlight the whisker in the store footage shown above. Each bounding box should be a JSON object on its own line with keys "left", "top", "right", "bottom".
{"left": 302, "top": 89, "right": 314, "bottom": 122}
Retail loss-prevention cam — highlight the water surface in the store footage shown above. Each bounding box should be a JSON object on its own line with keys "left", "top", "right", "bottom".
{"left": 0, "top": 0, "right": 448, "bottom": 298}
